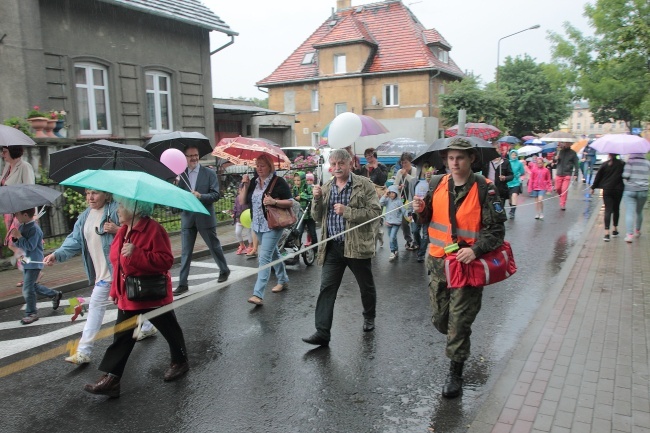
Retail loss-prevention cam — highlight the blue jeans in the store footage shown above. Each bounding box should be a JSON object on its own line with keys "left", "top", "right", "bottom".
{"left": 623, "top": 190, "right": 648, "bottom": 235}
{"left": 23, "top": 268, "right": 57, "bottom": 315}
{"left": 387, "top": 224, "right": 400, "bottom": 252}
{"left": 253, "top": 229, "right": 289, "bottom": 299}
{"left": 411, "top": 221, "right": 428, "bottom": 260}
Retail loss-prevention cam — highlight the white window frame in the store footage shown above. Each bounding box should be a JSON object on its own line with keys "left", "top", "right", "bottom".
{"left": 311, "top": 132, "right": 320, "bottom": 146}
{"left": 334, "top": 54, "right": 346, "bottom": 74}
{"left": 334, "top": 103, "right": 347, "bottom": 117}
{"left": 75, "top": 63, "right": 111, "bottom": 135}
{"left": 311, "top": 90, "right": 319, "bottom": 111}
{"left": 302, "top": 52, "right": 315, "bottom": 64}
{"left": 438, "top": 49, "right": 449, "bottom": 64}
{"left": 146, "top": 71, "right": 173, "bottom": 133}
{"left": 384, "top": 84, "right": 399, "bottom": 107}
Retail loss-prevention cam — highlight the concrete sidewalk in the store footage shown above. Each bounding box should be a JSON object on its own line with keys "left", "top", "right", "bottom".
{"left": 0, "top": 223, "right": 240, "bottom": 310}
{"left": 469, "top": 204, "right": 650, "bottom": 432}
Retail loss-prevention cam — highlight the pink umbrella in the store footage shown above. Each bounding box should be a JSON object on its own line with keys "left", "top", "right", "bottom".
{"left": 445, "top": 123, "right": 501, "bottom": 140}
{"left": 589, "top": 134, "right": 650, "bottom": 155}
{"left": 522, "top": 135, "right": 536, "bottom": 141}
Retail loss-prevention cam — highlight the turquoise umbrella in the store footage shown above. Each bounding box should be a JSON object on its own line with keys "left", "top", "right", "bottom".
{"left": 60, "top": 169, "right": 209, "bottom": 215}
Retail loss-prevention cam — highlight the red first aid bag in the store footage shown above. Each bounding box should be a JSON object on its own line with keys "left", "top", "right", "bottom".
{"left": 444, "top": 241, "right": 516, "bottom": 288}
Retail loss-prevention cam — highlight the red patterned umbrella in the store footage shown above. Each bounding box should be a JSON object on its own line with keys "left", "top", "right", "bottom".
{"left": 212, "top": 136, "right": 291, "bottom": 169}
{"left": 445, "top": 123, "right": 501, "bottom": 140}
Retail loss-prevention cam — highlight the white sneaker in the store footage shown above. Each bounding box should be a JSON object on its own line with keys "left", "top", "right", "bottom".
{"left": 635, "top": 230, "right": 641, "bottom": 238}
{"left": 625, "top": 234, "right": 634, "bottom": 243}
{"left": 535, "top": 214, "right": 540, "bottom": 219}
{"left": 389, "top": 252, "right": 397, "bottom": 262}
{"left": 539, "top": 214, "right": 544, "bottom": 220}
{"left": 136, "top": 326, "right": 158, "bottom": 341}
{"left": 65, "top": 352, "right": 90, "bottom": 365}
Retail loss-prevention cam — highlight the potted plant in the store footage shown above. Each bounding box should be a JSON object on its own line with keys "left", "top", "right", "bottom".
{"left": 51, "top": 110, "right": 66, "bottom": 137}
{"left": 2, "top": 117, "right": 33, "bottom": 137}
{"left": 26, "top": 106, "right": 49, "bottom": 138}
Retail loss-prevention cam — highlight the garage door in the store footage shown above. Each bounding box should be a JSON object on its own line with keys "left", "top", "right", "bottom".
{"left": 259, "top": 128, "right": 288, "bottom": 146}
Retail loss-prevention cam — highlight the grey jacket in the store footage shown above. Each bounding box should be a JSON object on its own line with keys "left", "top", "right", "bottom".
{"left": 179, "top": 165, "right": 220, "bottom": 229}
{"left": 312, "top": 173, "right": 381, "bottom": 265}
{"left": 53, "top": 201, "right": 119, "bottom": 284}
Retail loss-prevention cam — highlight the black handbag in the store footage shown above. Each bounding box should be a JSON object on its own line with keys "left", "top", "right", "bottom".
{"left": 125, "top": 274, "right": 168, "bottom": 302}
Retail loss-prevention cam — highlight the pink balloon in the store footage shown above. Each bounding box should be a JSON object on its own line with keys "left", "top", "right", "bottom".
{"left": 160, "top": 148, "right": 188, "bottom": 175}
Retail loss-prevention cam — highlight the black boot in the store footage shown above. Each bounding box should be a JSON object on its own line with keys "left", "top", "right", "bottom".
{"left": 442, "top": 361, "right": 464, "bottom": 399}
{"left": 84, "top": 373, "right": 121, "bottom": 398}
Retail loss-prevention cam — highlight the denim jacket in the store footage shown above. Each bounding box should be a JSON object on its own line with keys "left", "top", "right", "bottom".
{"left": 53, "top": 201, "right": 119, "bottom": 284}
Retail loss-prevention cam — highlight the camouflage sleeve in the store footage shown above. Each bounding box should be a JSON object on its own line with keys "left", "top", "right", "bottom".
{"left": 472, "top": 182, "right": 507, "bottom": 257}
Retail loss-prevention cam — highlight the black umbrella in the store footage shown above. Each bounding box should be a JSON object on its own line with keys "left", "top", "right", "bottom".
{"left": 0, "top": 184, "right": 61, "bottom": 214}
{"left": 48, "top": 139, "right": 175, "bottom": 183}
{"left": 413, "top": 136, "right": 499, "bottom": 171}
{"left": 145, "top": 131, "right": 213, "bottom": 159}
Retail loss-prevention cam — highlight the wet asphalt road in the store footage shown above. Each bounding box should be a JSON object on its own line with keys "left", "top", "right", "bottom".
{"left": 0, "top": 185, "right": 596, "bottom": 433}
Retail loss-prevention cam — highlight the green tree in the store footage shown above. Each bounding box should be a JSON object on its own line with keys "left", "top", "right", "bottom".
{"left": 497, "top": 55, "right": 572, "bottom": 137}
{"left": 439, "top": 76, "right": 510, "bottom": 127}
{"left": 549, "top": 0, "right": 650, "bottom": 126}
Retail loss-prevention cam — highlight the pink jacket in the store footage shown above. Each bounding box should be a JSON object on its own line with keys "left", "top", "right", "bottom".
{"left": 528, "top": 165, "right": 552, "bottom": 193}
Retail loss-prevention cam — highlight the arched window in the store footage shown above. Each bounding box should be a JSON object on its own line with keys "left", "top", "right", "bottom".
{"left": 75, "top": 63, "right": 111, "bottom": 135}
{"left": 146, "top": 71, "right": 173, "bottom": 133}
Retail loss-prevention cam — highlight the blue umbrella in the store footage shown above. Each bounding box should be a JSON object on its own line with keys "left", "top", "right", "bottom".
{"left": 497, "top": 135, "right": 520, "bottom": 145}
{"left": 540, "top": 142, "right": 558, "bottom": 153}
{"left": 524, "top": 138, "right": 544, "bottom": 145}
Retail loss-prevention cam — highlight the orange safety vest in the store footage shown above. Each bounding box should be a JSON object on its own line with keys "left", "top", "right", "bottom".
{"left": 428, "top": 175, "right": 482, "bottom": 258}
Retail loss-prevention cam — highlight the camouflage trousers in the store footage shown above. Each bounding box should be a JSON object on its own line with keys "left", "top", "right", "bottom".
{"left": 426, "top": 255, "right": 483, "bottom": 363}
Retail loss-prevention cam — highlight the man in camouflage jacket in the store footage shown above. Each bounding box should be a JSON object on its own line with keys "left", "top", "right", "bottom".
{"left": 413, "top": 137, "right": 507, "bottom": 399}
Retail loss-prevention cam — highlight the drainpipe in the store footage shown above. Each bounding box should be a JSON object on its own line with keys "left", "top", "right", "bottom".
{"left": 429, "top": 69, "right": 441, "bottom": 117}
{"left": 210, "top": 35, "right": 236, "bottom": 55}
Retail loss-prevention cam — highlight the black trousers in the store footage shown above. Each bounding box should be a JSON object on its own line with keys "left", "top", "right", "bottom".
{"left": 98, "top": 308, "right": 187, "bottom": 377}
{"left": 603, "top": 189, "right": 623, "bottom": 230}
{"left": 314, "top": 241, "right": 376, "bottom": 340}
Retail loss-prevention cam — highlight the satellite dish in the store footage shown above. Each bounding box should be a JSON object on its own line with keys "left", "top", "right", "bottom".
{"left": 415, "top": 110, "right": 423, "bottom": 118}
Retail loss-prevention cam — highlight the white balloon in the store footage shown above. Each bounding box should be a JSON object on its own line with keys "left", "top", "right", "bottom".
{"left": 328, "top": 112, "right": 362, "bottom": 149}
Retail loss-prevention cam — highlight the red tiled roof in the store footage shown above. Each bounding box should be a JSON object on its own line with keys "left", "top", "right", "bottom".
{"left": 257, "top": 0, "right": 463, "bottom": 87}
{"left": 423, "top": 29, "right": 451, "bottom": 50}
{"left": 313, "top": 15, "right": 377, "bottom": 48}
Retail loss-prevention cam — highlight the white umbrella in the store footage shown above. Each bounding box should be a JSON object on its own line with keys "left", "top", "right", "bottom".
{"left": 0, "top": 125, "right": 36, "bottom": 147}
{"left": 541, "top": 130, "right": 576, "bottom": 143}
{"left": 517, "top": 145, "right": 543, "bottom": 156}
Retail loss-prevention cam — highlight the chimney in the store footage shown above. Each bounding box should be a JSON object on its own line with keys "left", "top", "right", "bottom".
{"left": 336, "top": 0, "right": 351, "bottom": 11}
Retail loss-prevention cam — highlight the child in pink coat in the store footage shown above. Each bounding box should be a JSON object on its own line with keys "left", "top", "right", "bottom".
{"left": 528, "top": 157, "right": 552, "bottom": 219}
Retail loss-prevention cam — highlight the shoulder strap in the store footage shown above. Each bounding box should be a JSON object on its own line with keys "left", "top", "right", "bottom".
{"left": 428, "top": 174, "right": 445, "bottom": 194}
{"left": 264, "top": 175, "right": 278, "bottom": 196}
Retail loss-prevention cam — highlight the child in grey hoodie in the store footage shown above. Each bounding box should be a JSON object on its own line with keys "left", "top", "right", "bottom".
{"left": 379, "top": 185, "right": 406, "bottom": 261}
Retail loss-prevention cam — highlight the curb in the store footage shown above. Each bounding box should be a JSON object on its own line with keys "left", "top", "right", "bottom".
{"left": 0, "top": 241, "right": 240, "bottom": 311}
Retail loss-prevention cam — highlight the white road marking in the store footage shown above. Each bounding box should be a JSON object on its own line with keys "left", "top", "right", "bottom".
{"left": 1, "top": 266, "right": 253, "bottom": 359}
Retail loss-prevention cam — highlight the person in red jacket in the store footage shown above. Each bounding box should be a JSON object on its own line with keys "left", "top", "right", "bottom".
{"left": 84, "top": 196, "right": 189, "bottom": 398}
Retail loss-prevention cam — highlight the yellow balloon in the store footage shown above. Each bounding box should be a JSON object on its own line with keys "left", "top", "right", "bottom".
{"left": 240, "top": 209, "right": 252, "bottom": 228}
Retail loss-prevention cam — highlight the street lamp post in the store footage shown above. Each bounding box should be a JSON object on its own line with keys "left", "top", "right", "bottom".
{"left": 496, "top": 24, "right": 541, "bottom": 89}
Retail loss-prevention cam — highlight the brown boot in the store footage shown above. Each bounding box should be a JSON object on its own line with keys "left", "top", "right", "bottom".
{"left": 84, "top": 374, "right": 121, "bottom": 398}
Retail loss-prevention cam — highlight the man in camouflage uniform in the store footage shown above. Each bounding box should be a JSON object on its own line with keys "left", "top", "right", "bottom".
{"left": 413, "top": 137, "right": 506, "bottom": 398}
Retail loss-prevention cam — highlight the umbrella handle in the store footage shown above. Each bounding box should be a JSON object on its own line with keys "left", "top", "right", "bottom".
{"left": 178, "top": 172, "right": 192, "bottom": 191}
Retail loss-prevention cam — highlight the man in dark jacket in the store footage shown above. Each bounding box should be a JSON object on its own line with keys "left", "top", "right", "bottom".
{"left": 482, "top": 151, "right": 513, "bottom": 208}
{"left": 173, "top": 146, "right": 230, "bottom": 295}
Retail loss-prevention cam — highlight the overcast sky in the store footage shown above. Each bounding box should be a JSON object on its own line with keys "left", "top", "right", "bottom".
{"left": 205, "top": 0, "right": 592, "bottom": 99}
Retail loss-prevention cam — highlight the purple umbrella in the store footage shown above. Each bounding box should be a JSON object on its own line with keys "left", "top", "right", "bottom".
{"left": 589, "top": 134, "right": 650, "bottom": 155}
{"left": 319, "top": 114, "right": 389, "bottom": 145}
